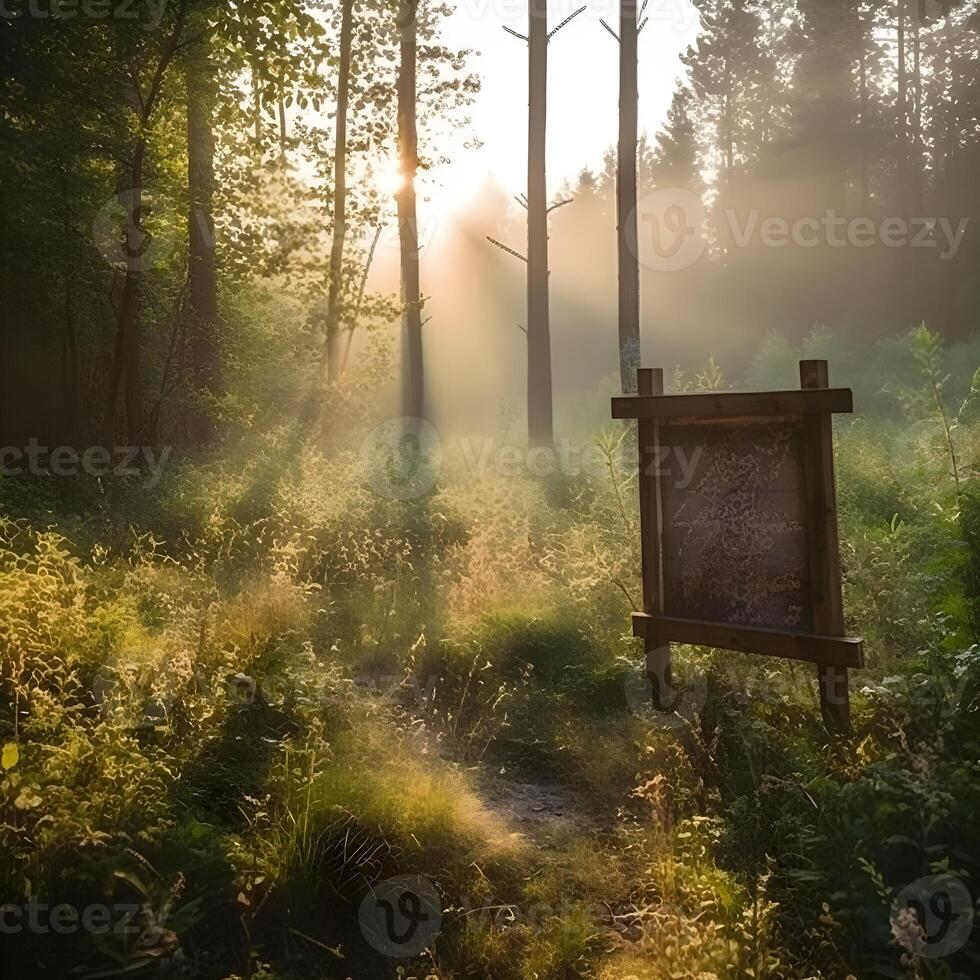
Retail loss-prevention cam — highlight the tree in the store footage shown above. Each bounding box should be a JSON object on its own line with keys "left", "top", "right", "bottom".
{"left": 326, "top": 0, "right": 355, "bottom": 384}
{"left": 185, "top": 19, "right": 219, "bottom": 441}
{"left": 526, "top": 0, "right": 553, "bottom": 446}
{"left": 103, "top": 0, "right": 192, "bottom": 447}
{"left": 652, "top": 84, "right": 701, "bottom": 192}
{"left": 398, "top": 0, "right": 425, "bottom": 419}
{"left": 617, "top": 0, "right": 641, "bottom": 395}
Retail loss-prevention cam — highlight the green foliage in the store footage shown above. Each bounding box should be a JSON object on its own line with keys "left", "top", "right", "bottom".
{"left": 1, "top": 322, "right": 979, "bottom": 978}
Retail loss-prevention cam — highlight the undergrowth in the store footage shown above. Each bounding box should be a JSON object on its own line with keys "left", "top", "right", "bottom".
{"left": 1, "top": 327, "right": 978, "bottom": 979}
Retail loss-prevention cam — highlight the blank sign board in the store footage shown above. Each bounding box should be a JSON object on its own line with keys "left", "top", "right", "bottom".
{"left": 612, "top": 362, "right": 864, "bottom": 734}
{"left": 658, "top": 420, "right": 813, "bottom": 633}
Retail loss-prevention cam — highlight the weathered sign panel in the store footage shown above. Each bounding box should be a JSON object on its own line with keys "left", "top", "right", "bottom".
{"left": 659, "top": 419, "right": 812, "bottom": 633}
{"left": 612, "top": 361, "right": 863, "bottom": 734}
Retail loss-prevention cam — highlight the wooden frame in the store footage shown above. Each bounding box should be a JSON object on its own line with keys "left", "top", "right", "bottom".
{"left": 614, "top": 360, "right": 862, "bottom": 734}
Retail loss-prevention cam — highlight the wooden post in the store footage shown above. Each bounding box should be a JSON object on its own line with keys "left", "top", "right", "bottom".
{"left": 800, "top": 360, "right": 851, "bottom": 735}
{"left": 526, "top": 0, "right": 554, "bottom": 447}
{"left": 637, "top": 368, "right": 672, "bottom": 708}
{"left": 617, "top": 0, "right": 641, "bottom": 394}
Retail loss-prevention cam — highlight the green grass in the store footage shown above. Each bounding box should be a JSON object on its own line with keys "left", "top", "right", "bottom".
{"left": 1, "top": 331, "right": 979, "bottom": 979}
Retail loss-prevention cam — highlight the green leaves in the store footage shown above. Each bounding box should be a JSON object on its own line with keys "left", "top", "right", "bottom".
{"left": 1, "top": 742, "right": 18, "bottom": 771}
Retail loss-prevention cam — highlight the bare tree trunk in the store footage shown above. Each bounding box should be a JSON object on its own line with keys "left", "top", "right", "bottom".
{"left": 121, "top": 189, "right": 144, "bottom": 445}
{"left": 62, "top": 262, "right": 79, "bottom": 445}
{"left": 858, "top": 34, "right": 870, "bottom": 213}
{"left": 398, "top": 0, "right": 424, "bottom": 419}
{"left": 896, "top": 0, "right": 909, "bottom": 219}
{"left": 940, "top": 10, "right": 958, "bottom": 333}
{"left": 104, "top": 141, "right": 146, "bottom": 448}
{"left": 911, "top": 10, "right": 924, "bottom": 215}
{"left": 326, "top": 0, "right": 354, "bottom": 383}
{"left": 102, "top": 0, "right": 190, "bottom": 446}
{"left": 896, "top": 0, "right": 912, "bottom": 317}
{"left": 186, "top": 37, "right": 219, "bottom": 441}
{"left": 617, "top": 0, "right": 640, "bottom": 394}
{"left": 252, "top": 65, "right": 262, "bottom": 148}
{"left": 527, "top": 0, "right": 553, "bottom": 447}
{"left": 278, "top": 96, "right": 288, "bottom": 160}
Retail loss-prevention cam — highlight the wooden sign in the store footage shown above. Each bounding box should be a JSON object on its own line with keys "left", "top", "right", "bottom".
{"left": 612, "top": 360, "right": 863, "bottom": 734}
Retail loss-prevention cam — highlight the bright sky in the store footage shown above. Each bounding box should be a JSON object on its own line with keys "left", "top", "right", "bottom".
{"left": 435, "top": 0, "right": 702, "bottom": 204}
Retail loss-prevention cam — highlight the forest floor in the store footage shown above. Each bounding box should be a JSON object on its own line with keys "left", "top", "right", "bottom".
{"left": 1, "top": 392, "right": 979, "bottom": 979}
{"left": 479, "top": 775, "right": 593, "bottom": 837}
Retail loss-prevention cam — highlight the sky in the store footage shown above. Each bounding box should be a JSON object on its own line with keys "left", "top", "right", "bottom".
{"left": 433, "top": 0, "right": 702, "bottom": 205}
{"left": 365, "top": 0, "right": 704, "bottom": 433}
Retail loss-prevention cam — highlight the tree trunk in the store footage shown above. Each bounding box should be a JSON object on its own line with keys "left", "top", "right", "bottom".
{"left": 252, "top": 64, "right": 262, "bottom": 148}
{"left": 896, "top": 0, "right": 912, "bottom": 318}
{"left": 62, "top": 264, "right": 79, "bottom": 445}
{"left": 278, "top": 95, "right": 288, "bottom": 160}
{"left": 121, "top": 202, "right": 144, "bottom": 446}
{"left": 186, "top": 38, "right": 219, "bottom": 441}
{"left": 910, "top": 11, "right": 924, "bottom": 215}
{"left": 398, "top": 0, "right": 424, "bottom": 419}
{"left": 858, "top": 35, "right": 870, "bottom": 213}
{"left": 326, "top": 0, "right": 354, "bottom": 382}
{"left": 940, "top": 11, "right": 958, "bottom": 333}
{"left": 102, "top": 0, "right": 189, "bottom": 447}
{"left": 896, "top": 0, "right": 909, "bottom": 219}
{"left": 104, "top": 142, "right": 145, "bottom": 448}
{"left": 617, "top": 0, "right": 640, "bottom": 394}
{"left": 527, "top": 0, "right": 553, "bottom": 447}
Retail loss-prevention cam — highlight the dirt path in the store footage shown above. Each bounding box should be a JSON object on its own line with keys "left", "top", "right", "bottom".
{"left": 478, "top": 773, "right": 595, "bottom": 841}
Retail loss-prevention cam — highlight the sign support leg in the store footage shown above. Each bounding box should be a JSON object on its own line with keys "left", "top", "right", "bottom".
{"left": 800, "top": 360, "right": 851, "bottom": 735}
{"left": 637, "top": 367, "right": 673, "bottom": 709}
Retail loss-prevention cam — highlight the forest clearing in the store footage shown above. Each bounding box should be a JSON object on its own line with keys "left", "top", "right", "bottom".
{"left": 1, "top": 0, "right": 979, "bottom": 978}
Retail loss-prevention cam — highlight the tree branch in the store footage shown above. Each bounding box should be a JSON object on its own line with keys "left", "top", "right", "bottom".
{"left": 142, "top": 0, "right": 191, "bottom": 124}
{"left": 548, "top": 196, "right": 574, "bottom": 214}
{"left": 600, "top": 19, "right": 620, "bottom": 42}
{"left": 487, "top": 237, "right": 528, "bottom": 263}
{"left": 549, "top": 5, "right": 587, "bottom": 40}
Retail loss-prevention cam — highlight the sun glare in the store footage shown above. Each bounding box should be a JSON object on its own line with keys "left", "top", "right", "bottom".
{"left": 375, "top": 161, "right": 405, "bottom": 196}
